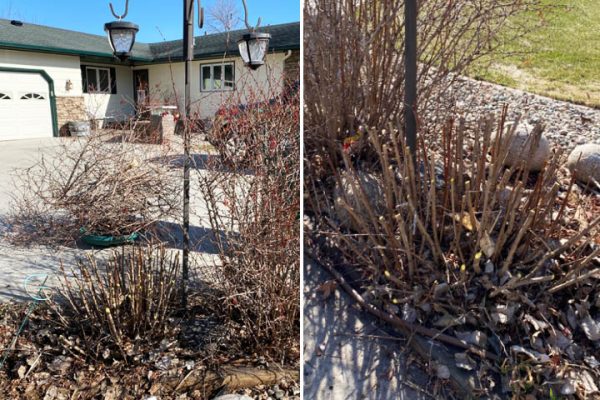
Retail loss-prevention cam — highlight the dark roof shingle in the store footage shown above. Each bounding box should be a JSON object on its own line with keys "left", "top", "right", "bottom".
{"left": 0, "top": 19, "right": 299, "bottom": 63}
{"left": 148, "top": 22, "right": 300, "bottom": 62}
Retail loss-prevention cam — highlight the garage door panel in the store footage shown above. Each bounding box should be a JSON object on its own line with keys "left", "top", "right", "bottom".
{"left": 0, "top": 71, "right": 53, "bottom": 141}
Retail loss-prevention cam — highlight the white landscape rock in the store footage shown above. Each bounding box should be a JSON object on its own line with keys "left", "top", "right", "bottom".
{"left": 566, "top": 143, "right": 600, "bottom": 186}
{"left": 580, "top": 315, "right": 600, "bottom": 341}
{"left": 333, "top": 169, "right": 386, "bottom": 230}
{"left": 496, "top": 124, "right": 551, "bottom": 171}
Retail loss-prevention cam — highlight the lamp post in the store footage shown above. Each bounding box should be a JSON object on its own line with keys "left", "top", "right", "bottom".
{"left": 104, "top": 0, "right": 271, "bottom": 309}
{"left": 180, "top": 0, "right": 270, "bottom": 309}
{"left": 404, "top": 0, "right": 417, "bottom": 161}
{"left": 106, "top": 0, "right": 270, "bottom": 309}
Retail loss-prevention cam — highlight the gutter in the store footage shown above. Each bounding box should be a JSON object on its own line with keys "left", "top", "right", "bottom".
{"left": 0, "top": 42, "right": 298, "bottom": 66}
{"left": 0, "top": 41, "right": 154, "bottom": 63}
{"left": 136, "top": 47, "right": 300, "bottom": 66}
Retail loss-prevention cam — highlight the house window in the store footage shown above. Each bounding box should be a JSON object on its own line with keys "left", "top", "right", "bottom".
{"left": 200, "top": 62, "right": 234, "bottom": 91}
{"left": 0, "top": 93, "right": 10, "bottom": 100}
{"left": 81, "top": 66, "right": 117, "bottom": 94}
{"left": 20, "top": 93, "right": 45, "bottom": 100}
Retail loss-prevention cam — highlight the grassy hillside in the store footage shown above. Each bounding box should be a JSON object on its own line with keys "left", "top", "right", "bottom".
{"left": 471, "top": 0, "right": 600, "bottom": 108}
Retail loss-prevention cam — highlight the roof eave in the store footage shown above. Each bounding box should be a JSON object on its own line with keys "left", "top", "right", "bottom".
{"left": 0, "top": 41, "right": 154, "bottom": 63}
{"left": 0, "top": 41, "right": 298, "bottom": 65}
{"left": 146, "top": 46, "right": 300, "bottom": 64}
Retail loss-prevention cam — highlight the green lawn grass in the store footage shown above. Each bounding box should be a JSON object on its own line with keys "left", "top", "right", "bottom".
{"left": 470, "top": 0, "right": 600, "bottom": 108}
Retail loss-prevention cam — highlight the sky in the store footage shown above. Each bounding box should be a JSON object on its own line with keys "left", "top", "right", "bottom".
{"left": 0, "top": 0, "right": 300, "bottom": 42}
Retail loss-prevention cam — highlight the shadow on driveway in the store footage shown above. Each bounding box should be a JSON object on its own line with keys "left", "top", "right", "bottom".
{"left": 303, "top": 255, "right": 432, "bottom": 400}
{"left": 144, "top": 220, "right": 227, "bottom": 255}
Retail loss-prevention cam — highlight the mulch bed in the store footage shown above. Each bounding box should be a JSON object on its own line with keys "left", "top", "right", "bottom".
{"left": 0, "top": 300, "right": 299, "bottom": 400}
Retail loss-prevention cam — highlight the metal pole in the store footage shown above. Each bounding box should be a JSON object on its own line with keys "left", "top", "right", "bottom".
{"left": 404, "top": 0, "right": 417, "bottom": 160}
{"left": 182, "top": 0, "right": 194, "bottom": 309}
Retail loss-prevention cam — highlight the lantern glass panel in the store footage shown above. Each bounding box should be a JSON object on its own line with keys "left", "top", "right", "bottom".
{"left": 110, "top": 29, "right": 135, "bottom": 53}
{"left": 248, "top": 38, "right": 268, "bottom": 63}
{"left": 238, "top": 41, "right": 251, "bottom": 64}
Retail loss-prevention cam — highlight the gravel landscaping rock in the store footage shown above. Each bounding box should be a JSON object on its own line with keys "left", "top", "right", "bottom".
{"left": 437, "top": 76, "right": 600, "bottom": 152}
{"left": 566, "top": 143, "right": 600, "bottom": 186}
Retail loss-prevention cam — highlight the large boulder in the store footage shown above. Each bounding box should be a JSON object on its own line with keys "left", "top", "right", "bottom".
{"left": 333, "top": 170, "right": 386, "bottom": 230}
{"left": 566, "top": 143, "right": 600, "bottom": 186}
{"left": 495, "top": 124, "right": 551, "bottom": 171}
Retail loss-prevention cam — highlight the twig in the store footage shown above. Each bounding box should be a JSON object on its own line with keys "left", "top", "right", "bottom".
{"left": 23, "top": 352, "right": 42, "bottom": 379}
{"left": 321, "top": 261, "right": 499, "bottom": 361}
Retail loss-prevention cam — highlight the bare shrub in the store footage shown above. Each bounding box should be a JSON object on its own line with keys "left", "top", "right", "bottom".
{"left": 52, "top": 245, "right": 180, "bottom": 360}
{"left": 208, "top": 81, "right": 299, "bottom": 167}
{"left": 306, "top": 113, "right": 600, "bottom": 396}
{"left": 8, "top": 130, "right": 181, "bottom": 245}
{"left": 304, "top": 0, "right": 546, "bottom": 165}
{"left": 198, "top": 84, "right": 300, "bottom": 362}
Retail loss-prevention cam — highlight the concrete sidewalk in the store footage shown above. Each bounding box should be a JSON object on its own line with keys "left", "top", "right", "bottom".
{"left": 303, "top": 256, "right": 432, "bottom": 399}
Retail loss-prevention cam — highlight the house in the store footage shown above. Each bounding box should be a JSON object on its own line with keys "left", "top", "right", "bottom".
{"left": 0, "top": 18, "right": 300, "bottom": 141}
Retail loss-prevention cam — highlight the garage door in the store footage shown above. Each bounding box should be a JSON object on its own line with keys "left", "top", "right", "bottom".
{"left": 0, "top": 71, "right": 53, "bottom": 141}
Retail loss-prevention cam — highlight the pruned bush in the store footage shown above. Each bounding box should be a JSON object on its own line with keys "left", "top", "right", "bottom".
{"left": 198, "top": 85, "right": 300, "bottom": 362}
{"left": 52, "top": 245, "right": 180, "bottom": 360}
{"left": 305, "top": 113, "right": 600, "bottom": 397}
{"left": 7, "top": 130, "right": 181, "bottom": 245}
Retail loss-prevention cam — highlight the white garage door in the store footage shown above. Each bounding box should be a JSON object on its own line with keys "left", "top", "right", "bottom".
{"left": 0, "top": 71, "right": 53, "bottom": 141}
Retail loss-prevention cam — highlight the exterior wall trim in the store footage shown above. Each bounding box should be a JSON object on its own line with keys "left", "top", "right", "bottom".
{"left": 0, "top": 41, "right": 152, "bottom": 63}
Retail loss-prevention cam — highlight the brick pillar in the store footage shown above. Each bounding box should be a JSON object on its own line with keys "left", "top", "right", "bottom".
{"left": 55, "top": 96, "right": 87, "bottom": 136}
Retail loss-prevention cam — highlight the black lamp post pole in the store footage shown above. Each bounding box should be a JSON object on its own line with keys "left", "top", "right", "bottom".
{"left": 182, "top": 0, "right": 194, "bottom": 309}
{"left": 404, "top": 0, "right": 417, "bottom": 160}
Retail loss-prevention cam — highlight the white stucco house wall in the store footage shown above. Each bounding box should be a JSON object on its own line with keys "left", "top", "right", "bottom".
{"left": 0, "top": 19, "right": 299, "bottom": 141}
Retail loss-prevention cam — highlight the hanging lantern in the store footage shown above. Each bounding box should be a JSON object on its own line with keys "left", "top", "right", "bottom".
{"left": 104, "top": 21, "right": 139, "bottom": 61}
{"left": 237, "top": 31, "right": 271, "bottom": 70}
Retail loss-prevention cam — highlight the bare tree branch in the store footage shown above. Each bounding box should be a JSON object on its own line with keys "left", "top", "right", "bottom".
{"left": 206, "top": 0, "right": 241, "bottom": 33}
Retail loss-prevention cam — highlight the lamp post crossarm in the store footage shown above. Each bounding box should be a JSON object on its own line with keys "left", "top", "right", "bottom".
{"left": 198, "top": 0, "right": 204, "bottom": 29}
{"left": 241, "top": 0, "right": 261, "bottom": 31}
{"left": 109, "top": 0, "right": 129, "bottom": 20}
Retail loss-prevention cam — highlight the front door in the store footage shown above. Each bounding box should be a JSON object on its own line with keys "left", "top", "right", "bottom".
{"left": 133, "top": 69, "right": 149, "bottom": 106}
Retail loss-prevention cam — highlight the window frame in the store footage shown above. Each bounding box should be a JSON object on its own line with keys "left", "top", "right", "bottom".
{"left": 85, "top": 66, "right": 112, "bottom": 94}
{"left": 200, "top": 62, "right": 235, "bottom": 92}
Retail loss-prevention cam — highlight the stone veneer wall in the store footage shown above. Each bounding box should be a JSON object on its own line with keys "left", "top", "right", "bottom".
{"left": 283, "top": 50, "right": 300, "bottom": 85}
{"left": 55, "top": 96, "right": 87, "bottom": 136}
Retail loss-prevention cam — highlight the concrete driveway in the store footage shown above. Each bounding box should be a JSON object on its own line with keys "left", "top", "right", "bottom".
{"left": 303, "top": 256, "right": 431, "bottom": 399}
{"left": 0, "top": 138, "right": 65, "bottom": 215}
{"left": 0, "top": 137, "right": 220, "bottom": 302}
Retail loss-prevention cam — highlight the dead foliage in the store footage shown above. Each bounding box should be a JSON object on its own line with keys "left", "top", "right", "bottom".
{"left": 198, "top": 86, "right": 300, "bottom": 364}
{"left": 305, "top": 113, "right": 600, "bottom": 398}
{"left": 6, "top": 130, "right": 181, "bottom": 245}
{"left": 0, "top": 300, "right": 299, "bottom": 399}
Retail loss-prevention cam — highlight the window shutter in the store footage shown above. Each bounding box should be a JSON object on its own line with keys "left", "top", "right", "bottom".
{"left": 110, "top": 67, "right": 117, "bottom": 94}
{"left": 81, "top": 65, "right": 88, "bottom": 93}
